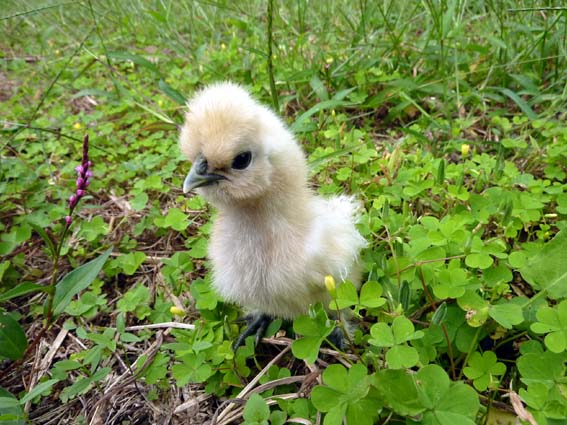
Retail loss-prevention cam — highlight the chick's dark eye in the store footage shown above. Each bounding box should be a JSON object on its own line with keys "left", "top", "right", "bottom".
{"left": 197, "top": 159, "right": 208, "bottom": 175}
{"left": 231, "top": 151, "right": 252, "bottom": 170}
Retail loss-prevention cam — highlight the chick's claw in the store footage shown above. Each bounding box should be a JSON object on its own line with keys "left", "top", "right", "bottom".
{"left": 327, "top": 326, "right": 348, "bottom": 350}
{"left": 233, "top": 313, "right": 272, "bottom": 351}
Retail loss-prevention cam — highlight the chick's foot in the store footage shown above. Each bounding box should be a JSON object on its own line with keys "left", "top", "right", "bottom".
{"left": 233, "top": 313, "right": 272, "bottom": 350}
{"left": 328, "top": 326, "right": 348, "bottom": 350}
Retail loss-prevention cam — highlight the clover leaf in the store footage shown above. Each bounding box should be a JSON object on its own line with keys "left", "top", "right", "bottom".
{"left": 531, "top": 300, "right": 567, "bottom": 353}
{"left": 311, "top": 363, "right": 380, "bottom": 425}
{"left": 374, "top": 365, "right": 480, "bottom": 424}
{"left": 368, "top": 316, "right": 424, "bottom": 368}
{"left": 520, "top": 231, "right": 567, "bottom": 300}
{"left": 457, "top": 291, "right": 489, "bottom": 327}
{"left": 171, "top": 352, "right": 214, "bottom": 385}
{"left": 517, "top": 351, "right": 567, "bottom": 419}
{"left": 463, "top": 351, "right": 506, "bottom": 391}
{"left": 329, "top": 280, "right": 386, "bottom": 311}
{"left": 332, "top": 280, "right": 358, "bottom": 309}
{"left": 112, "top": 251, "right": 147, "bottom": 275}
{"left": 292, "top": 303, "right": 334, "bottom": 364}
{"left": 243, "top": 393, "right": 269, "bottom": 425}
{"left": 154, "top": 207, "right": 190, "bottom": 232}
{"left": 434, "top": 260, "right": 471, "bottom": 299}
{"left": 488, "top": 301, "right": 524, "bottom": 329}
{"left": 359, "top": 281, "right": 387, "bottom": 309}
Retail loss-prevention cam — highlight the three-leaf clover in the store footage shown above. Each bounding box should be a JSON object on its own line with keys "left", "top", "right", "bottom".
{"left": 463, "top": 351, "right": 506, "bottom": 391}
{"left": 154, "top": 207, "right": 190, "bottom": 231}
{"left": 292, "top": 303, "right": 334, "bottom": 364}
{"left": 368, "top": 316, "right": 424, "bottom": 368}
{"left": 171, "top": 352, "right": 214, "bottom": 385}
{"left": 311, "top": 363, "right": 381, "bottom": 425}
{"left": 434, "top": 260, "right": 470, "bottom": 299}
{"left": 531, "top": 300, "right": 567, "bottom": 353}
{"left": 374, "top": 365, "right": 480, "bottom": 424}
{"left": 116, "top": 284, "right": 151, "bottom": 319}
{"left": 329, "top": 280, "right": 386, "bottom": 311}
{"left": 113, "top": 251, "right": 147, "bottom": 275}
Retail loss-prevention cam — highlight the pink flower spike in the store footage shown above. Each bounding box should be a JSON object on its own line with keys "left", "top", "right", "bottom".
{"left": 84, "top": 180, "right": 91, "bottom": 187}
{"left": 86, "top": 170, "right": 93, "bottom": 178}
{"left": 76, "top": 189, "right": 85, "bottom": 197}
{"left": 65, "top": 216, "right": 72, "bottom": 226}
{"left": 87, "top": 161, "right": 93, "bottom": 167}
{"left": 76, "top": 177, "right": 85, "bottom": 188}
{"left": 75, "top": 165, "right": 84, "bottom": 174}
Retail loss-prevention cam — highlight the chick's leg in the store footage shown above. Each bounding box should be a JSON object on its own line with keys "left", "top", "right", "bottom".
{"left": 233, "top": 313, "right": 272, "bottom": 350}
{"left": 327, "top": 311, "right": 355, "bottom": 350}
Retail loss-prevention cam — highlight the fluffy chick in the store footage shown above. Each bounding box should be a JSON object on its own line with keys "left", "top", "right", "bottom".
{"left": 179, "top": 82, "right": 366, "bottom": 348}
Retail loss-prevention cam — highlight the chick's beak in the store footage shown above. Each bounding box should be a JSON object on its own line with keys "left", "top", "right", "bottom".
{"left": 183, "top": 158, "right": 226, "bottom": 193}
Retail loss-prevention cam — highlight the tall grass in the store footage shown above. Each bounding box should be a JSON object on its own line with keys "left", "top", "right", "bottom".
{"left": 2, "top": 0, "right": 566, "bottom": 133}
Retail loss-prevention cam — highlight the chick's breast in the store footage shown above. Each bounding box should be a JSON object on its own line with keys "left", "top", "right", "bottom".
{"left": 208, "top": 194, "right": 365, "bottom": 319}
{"left": 208, "top": 212, "right": 325, "bottom": 319}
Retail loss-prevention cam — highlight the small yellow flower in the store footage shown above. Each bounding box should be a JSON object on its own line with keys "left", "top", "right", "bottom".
{"left": 324, "top": 275, "right": 336, "bottom": 296}
{"left": 170, "top": 306, "right": 185, "bottom": 316}
{"left": 221, "top": 43, "right": 226, "bottom": 50}
{"left": 55, "top": 49, "right": 61, "bottom": 55}
{"left": 325, "top": 57, "right": 334, "bottom": 64}
{"left": 158, "top": 99, "right": 164, "bottom": 107}
{"left": 331, "top": 109, "right": 336, "bottom": 118}
{"left": 461, "top": 143, "right": 470, "bottom": 156}
{"left": 73, "top": 122, "right": 82, "bottom": 130}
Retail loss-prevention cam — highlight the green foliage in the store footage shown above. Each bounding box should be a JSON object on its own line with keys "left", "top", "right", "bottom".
{"left": 0, "top": 387, "right": 25, "bottom": 424}
{"left": 78, "top": 216, "right": 109, "bottom": 242}
{"left": 0, "top": 312, "right": 27, "bottom": 360}
{"left": 329, "top": 280, "right": 386, "bottom": 312}
{"left": 292, "top": 303, "right": 334, "bottom": 364}
{"left": 368, "top": 316, "right": 424, "bottom": 369}
{"left": 311, "top": 364, "right": 380, "bottom": 425}
{"left": 116, "top": 284, "right": 151, "bottom": 319}
{"left": 154, "top": 207, "right": 190, "bottom": 232}
{"left": 520, "top": 231, "right": 567, "bottom": 300}
{"left": 517, "top": 349, "right": 567, "bottom": 420}
{"left": 531, "top": 300, "right": 567, "bottom": 353}
{"left": 243, "top": 394, "right": 270, "bottom": 425}
{"left": 463, "top": 351, "right": 506, "bottom": 391}
{"left": 374, "top": 365, "right": 479, "bottom": 424}
{"left": 109, "top": 251, "right": 147, "bottom": 276}
{"left": 51, "top": 248, "right": 113, "bottom": 317}
{"left": 171, "top": 352, "right": 214, "bottom": 385}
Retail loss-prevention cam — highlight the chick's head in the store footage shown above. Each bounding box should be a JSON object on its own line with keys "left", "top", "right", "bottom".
{"left": 179, "top": 82, "right": 306, "bottom": 207}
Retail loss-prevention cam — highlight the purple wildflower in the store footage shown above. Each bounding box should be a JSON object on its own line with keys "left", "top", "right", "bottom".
{"left": 64, "top": 134, "right": 92, "bottom": 227}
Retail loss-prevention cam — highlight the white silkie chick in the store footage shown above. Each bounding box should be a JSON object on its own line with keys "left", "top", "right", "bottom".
{"left": 179, "top": 82, "right": 366, "bottom": 349}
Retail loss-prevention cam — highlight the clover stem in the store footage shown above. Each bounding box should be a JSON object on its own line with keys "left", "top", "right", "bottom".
{"left": 417, "top": 266, "right": 457, "bottom": 380}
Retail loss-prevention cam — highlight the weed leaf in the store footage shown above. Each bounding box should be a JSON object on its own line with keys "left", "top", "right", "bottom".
{"left": 52, "top": 247, "right": 112, "bottom": 317}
